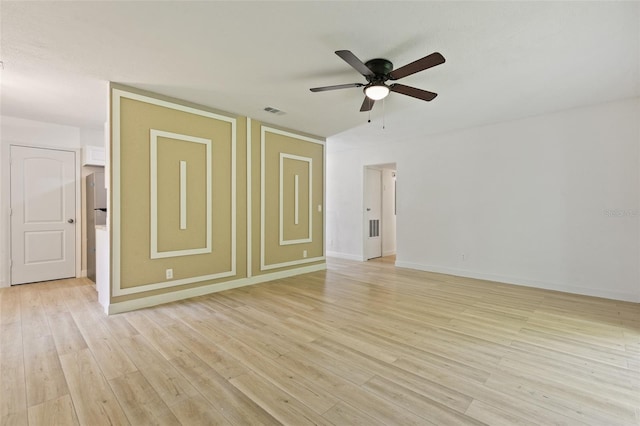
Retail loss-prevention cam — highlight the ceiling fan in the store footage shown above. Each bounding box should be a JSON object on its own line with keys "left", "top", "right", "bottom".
{"left": 310, "top": 50, "right": 445, "bottom": 112}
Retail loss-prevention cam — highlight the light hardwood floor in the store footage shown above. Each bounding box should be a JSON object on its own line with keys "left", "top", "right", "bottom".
{"left": 1, "top": 257, "right": 638, "bottom": 425}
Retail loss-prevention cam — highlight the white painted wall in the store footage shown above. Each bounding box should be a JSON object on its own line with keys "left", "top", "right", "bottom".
{"left": 0, "top": 116, "right": 104, "bottom": 287}
{"left": 327, "top": 98, "right": 640, "bottom": 302}
{"left": 80, "top": 127, "right": 106, "bottom": 148}
{"left": 1, "top": 116, "right": 82, "bottom": 148}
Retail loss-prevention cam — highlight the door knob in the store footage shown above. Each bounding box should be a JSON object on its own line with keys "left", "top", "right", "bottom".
{"left": 68, "top": 219, "right": 75, "bottom": 224}
{"left": 366, "top": 208, "right": 371, "bottom": 211}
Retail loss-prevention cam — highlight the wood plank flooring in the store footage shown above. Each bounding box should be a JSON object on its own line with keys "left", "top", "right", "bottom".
{"left": 1, "top": 257, "right": 638, "bottom": 425}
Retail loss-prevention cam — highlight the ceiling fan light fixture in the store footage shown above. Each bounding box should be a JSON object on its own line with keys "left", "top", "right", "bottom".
{"left": 310, "top": 50, "right": 444, "bottom": 112}
{"left": 364, "top": 84, "right": 390, "bottom": 100}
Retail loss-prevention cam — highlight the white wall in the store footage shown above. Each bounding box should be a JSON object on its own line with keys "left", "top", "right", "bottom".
{"left": 1, "top": 116, "right": 82, "bottom": 148}
{"left": 0, "top": 116, "right": 104, "bottom": 287}
{"left": 327, "top": 98, "right": 640, "bottom": 302}
{"left": 80, "top": 127, "right": 106, "bottom": 148}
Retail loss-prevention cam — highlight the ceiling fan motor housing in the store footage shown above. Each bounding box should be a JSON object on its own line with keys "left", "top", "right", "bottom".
{"left": 364, "top": 58, "right": 394, "bottom": 81}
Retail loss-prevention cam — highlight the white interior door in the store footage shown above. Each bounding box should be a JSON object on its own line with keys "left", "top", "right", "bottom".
{"left": 365, "top": 168, "right": 382, "bottom": 260}
{"left": 10, "top": 146, "right": 76, "bottom": 284}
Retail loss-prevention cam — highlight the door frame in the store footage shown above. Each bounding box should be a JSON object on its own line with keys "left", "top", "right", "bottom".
{"left": 362, "top": 163, "right": 397, "bottom": 262}
{"left": 362, "top": 166, "right": 382, "bottom": 261}
{"left": 4, "top": 143, "right": 82, "bottom": 286}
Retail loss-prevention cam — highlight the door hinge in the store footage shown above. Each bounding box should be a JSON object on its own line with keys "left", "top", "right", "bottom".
{"left": 8, "top": 208, "right": 12, "bottom": 216}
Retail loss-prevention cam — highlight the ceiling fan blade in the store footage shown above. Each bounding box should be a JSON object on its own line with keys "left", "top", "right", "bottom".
{"left": 390, "top": 84, "right": 438, "bottom": 101}
{"left": 360, "top": 96, "right": 375, "bottom": 112}
{"left": 336, "top": 50, "right": 375, "bottom": 78}
{"left": 310, "top": 83, "right": 364, "bottom": 92}
{"left": 388, "top": 52, "right": 445, "bottom": 80}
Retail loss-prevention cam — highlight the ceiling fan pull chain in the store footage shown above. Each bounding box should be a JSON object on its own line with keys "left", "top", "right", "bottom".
{"left": 382, "top": 98, "right": 386, "bottom": 130}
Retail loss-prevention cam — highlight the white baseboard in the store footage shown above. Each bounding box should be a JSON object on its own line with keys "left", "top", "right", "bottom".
{"left": 108, "top": 263, "right": 327, "bottom": 315}
{"left": 326, "top": 251, "right": 363, "bottom": 261}
{"left": 395, "top": 261, "right": 640, "bottom": 303}
{"left": 80, "top": 269, "right": 87, "bottom": 278}
{"left": 382, "top": 250, "right": 396, "bottom": 257}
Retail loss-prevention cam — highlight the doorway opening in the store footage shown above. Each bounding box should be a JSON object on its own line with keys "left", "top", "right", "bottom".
{"left": 363, "top": 163, "right": 397, "bottom": 261}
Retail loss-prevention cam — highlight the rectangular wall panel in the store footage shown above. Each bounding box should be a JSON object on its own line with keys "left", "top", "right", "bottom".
{"left": 111, "top": 88, "right": 236, "bottom": 296}
{"left": 279, "top": 153, "right": 312, "bottom": 245}
{"left": 150, "top": 129, "right": 212, "bottom": 258}
{"left": 260, "top": 126, "right": 325, "bottom": 271}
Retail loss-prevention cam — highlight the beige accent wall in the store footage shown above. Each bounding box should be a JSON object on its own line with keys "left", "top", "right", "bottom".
{"left": 118, "top": 96, "right": 234, "bottom": 289}
{"left": 251, "top": 122, "right": 325, "bottom": 274}
{"left": 109, "top": 84, "right": 323, "bottom": 308}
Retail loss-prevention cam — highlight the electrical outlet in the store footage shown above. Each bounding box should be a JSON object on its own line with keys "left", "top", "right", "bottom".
{"left": 166, "top": 268, "right": 173, "bottom": 279}
{"left": 303, "top": 250, "right": 308, "bottom": 258}
{"left": 317, "top": 204, "right": 322, "bottom": 212}
{"left": 461, "top": 253, "right": 466, "bottom": 261}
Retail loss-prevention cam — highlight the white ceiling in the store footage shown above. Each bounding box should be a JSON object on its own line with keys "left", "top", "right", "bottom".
{"left": 1, "top": 1, "right": 638, "bottom": 140}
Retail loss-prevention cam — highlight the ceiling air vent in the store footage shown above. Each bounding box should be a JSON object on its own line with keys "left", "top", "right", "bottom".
{"left": 264, "top": 106, "right": 286, "bottom": 115}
